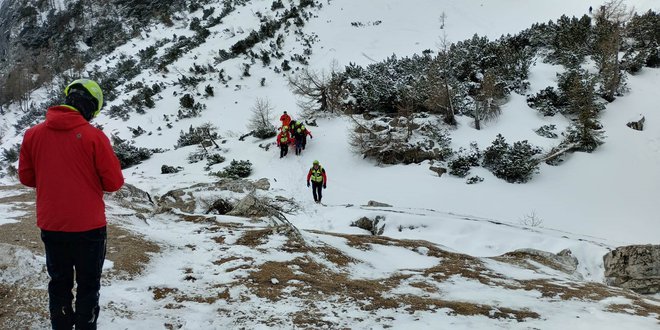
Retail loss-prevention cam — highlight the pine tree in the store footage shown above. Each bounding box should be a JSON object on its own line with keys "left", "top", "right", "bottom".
{"left": 563, "top": 70, "right": 605, "bottom": 152}
{"left": 483, "top": 134, "right": 509, "bottom": 170}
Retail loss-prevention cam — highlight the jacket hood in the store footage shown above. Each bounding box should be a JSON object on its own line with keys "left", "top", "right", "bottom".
{"left": 45, "top": 105, "right": 89, "bottom": 131}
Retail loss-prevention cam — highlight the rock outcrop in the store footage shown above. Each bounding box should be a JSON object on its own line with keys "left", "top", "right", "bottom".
{"left": 603, "top": 245, "right": 660, "bottom": 294}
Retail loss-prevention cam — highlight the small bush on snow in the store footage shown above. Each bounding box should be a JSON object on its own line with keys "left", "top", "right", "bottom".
{"left": 211, "top": 159, "right": 252, "bottom": 179}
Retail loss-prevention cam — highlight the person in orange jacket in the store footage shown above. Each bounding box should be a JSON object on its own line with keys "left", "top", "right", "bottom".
{"left": 280, "top": 111, "right": 291, "bottom": 129}
{"left": 306, "top": 160, "right": 327, "bottom": 203}
{"left": 276, "top": 126, "right": 292, "bottom": 158}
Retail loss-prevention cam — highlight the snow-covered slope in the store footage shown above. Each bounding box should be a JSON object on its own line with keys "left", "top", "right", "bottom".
{"left": 1, "top": 0, "right": 660, "bottom": 328}
{"left": 63, "top": 0, "right": 660, "bottom": 244}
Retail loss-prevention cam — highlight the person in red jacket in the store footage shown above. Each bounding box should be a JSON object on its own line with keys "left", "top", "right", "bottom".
{"left": 306, "top": 160, "right": 327, "bottom": 203}
{"left": 276, "top": 125, "right": 292, "bottom": 158}
{"left": 280, "top": 111, "right": 291, "bottom": 129}
{"left": 18, "top": 79, "right": 124, "bottom": 330}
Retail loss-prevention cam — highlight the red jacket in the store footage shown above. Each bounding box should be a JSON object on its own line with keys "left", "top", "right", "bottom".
{"left": 19, "top": 106, "right": 124, "bottom": 232}
{"left": 277, "top": 130, "right": 291, "bottom": 146}
{"left": 280, "top": 113, "right": 291, "bottom": 127}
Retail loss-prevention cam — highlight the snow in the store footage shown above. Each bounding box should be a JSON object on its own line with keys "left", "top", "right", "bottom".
{"left": 2, "top": 0, "right": 660, "bottom": 328}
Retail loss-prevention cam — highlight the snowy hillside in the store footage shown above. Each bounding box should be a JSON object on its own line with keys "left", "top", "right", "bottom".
{"left": 1, "top": 0, "right": 660, "bottom": 329}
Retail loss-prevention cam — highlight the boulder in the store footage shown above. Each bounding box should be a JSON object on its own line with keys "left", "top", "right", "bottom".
{"left": 108, "top": 183, "right": 155, "bottom": 214}
{"left": 603, "top": 245, "right": 660, "bottom": 294}
{"left": 351, "top": 215, "right": 385, "bottom": 235}
{"left": 227, "top": 194, "right": 280, "bottom": 219}
{"left": 158, "top": 189, "right": 196, "bottom": 213}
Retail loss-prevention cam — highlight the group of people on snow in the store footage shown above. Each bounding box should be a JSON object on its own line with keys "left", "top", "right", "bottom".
{"left": 277, "top": 111, "right": 328, "bottom": 204}
{"left": 276, "top": 111, "right": 313, "bottom": 158}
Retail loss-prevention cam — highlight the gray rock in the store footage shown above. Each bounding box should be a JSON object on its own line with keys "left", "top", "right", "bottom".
{"left": 227, "top": 194, "right": 280, "bottom": 219}
{"left": 603, "top": 245, "right": 660, "bottom": 294}
{"left": 108, "top": 183, "right": 155, "bottom": 214}
{"left": 626, "top": 116, "right": 645, "bottom": 131}
{"left": 365, "top": 200, "right": 392, "bottom": 207}
{"left": 429, "top": 166, "right": 447, "bottom": 177}
{"left": 158, "top": 188, "right": 196, "bottom": 213}
{"left": 351, "top": 216, "right": 385, "bottom": 235}
{"left": 214, "top": 178, "right": 270, "bottom": 193}
{"left": 253, "top": 178, "right": 271, "bottom": 191}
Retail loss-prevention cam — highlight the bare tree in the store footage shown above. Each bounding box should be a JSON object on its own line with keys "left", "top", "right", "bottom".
{"left": 247, "top": 98, "right": 277, "bottom": 139}
{"left": 288, "top": 65, "right": 344, "bottom": 116}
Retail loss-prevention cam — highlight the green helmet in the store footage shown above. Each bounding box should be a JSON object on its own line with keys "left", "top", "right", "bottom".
{"left": 64, "top": 79, "right": 104, "bottom": 117}
{"left": 313, "top": 160, "right": 319, "bottom": 165}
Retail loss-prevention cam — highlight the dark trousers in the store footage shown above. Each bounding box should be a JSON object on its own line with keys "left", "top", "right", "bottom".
{"left": 294, "top": 137, "right": 303, "bottom": 155}
{"left": 41, "top": 227, "right": 107, "bottom": 330}
{"left": 280, "top": 143, "right": 288, "bottom": 158}
{"left": 312, "top": 181, "right": 323, "bottom": 202}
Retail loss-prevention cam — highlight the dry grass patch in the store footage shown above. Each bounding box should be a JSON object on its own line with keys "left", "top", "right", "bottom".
{"left": 423, "top": 255, "right": 491, "bottom": 285}
{"left": 409, "top": 281, "right": 439, "bottom": 294}
{"left": 315, "top": 246, "right": 356, "bottom": 267}
{"left": 398, "top": 295, "right": 540, "bottom": 321}
{"left": 246, "top": 256, "right": 409, "bottom": 311}
{"left": 0, "top": 283, "right": 49, "bottom": 329}
{"left": 213, "top": 256, "right": 243, "bottom": 266}
{"left": 0, "top": 189, "right": 41, "bottom": 255}
{"left": 603, "top": 296, "right": 660, "bottom": 321}
{"left": 292, "top": 310, "right": 341, "bottom": 329}
{"left": 235, "top": 228, "right": 274, "bottom": 247}
{"left": 245, "top": 257, "right": 541, "bottom": 320}
{"left": 105, "top": 225, "right": 161, "bottom": 280}
{"left": 516, "top": 280, "right": 614, "bottom": 300}
{"left": 150, "top": 285, "right": 228, "bottom": 305}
